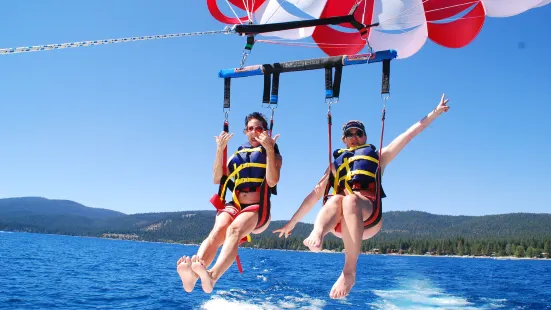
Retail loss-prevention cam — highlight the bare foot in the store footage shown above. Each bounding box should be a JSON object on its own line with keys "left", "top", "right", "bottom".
{"left": 303, "top": 230, "right": 323, "bottom": 252}
{"left": 329, "top": 272, "right": 356, "bottom": 299}
{"left": 176, "top": 256, "right": 198, "bottom": 292}
{"left": 191, "top": 256, "right": 216, "bottom": 293}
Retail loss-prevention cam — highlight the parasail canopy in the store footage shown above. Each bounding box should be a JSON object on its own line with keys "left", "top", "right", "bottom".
{"left": 208, "top": 0, "right": 551, "bottom": 58}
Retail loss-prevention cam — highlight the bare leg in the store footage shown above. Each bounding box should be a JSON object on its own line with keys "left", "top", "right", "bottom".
{"left": 304, "top": 195, "right": 344, "bottom": 252}
{"left": 252, "top": 214, "right": 271, "bottom": 234}
{"left": 330, "top": 194, "right": 372, "bottom": 299}
{"left": 192, "top": 211, "right": 259, "bottom": 293}
{"left": 362, "top": 219, "right": 383, "bottom": 240}
{"left": 196, "top": 211, "right": 234, "bottom": 266}
{"left": 177, "top": 211, "right": 233, "bottom": 292}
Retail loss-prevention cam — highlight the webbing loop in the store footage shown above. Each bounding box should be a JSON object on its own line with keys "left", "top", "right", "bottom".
{"left": 240, "top": 32, "right": 255, "bottom": 68}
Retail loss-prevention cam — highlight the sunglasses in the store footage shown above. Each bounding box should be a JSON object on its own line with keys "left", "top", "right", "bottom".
{"left": 247, "top": 126, "right": 264, "bottom": 133}
{"left": 344, "top": 130, "right": 365, "bottom": 138}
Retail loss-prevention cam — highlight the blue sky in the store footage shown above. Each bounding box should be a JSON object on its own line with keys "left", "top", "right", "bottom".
{"left": 1, "top": 1, "right": 550, "bottom": 224}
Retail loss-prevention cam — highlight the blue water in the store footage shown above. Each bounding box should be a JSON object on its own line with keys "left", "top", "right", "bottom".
{"left": 1, "top": 232, "right": 550, "bottom": 309}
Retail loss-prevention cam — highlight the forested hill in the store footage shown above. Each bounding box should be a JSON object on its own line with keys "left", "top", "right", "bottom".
{"left": 379, "top": 211, "right": 551, "bottom": 239}
{"left": 0, "top": 197, "right": 124, "bottom": 219}
{"left": 1, "top": 197, "right": 550, "bottom": 257}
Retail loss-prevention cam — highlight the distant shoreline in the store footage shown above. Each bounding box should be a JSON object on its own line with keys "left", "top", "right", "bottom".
{"left": 78, "top": 233, "right": 551, "bottom": 261}
{"left": 268, "top": 248, "right": 551, "bottom": 261}
{"left": 2, "top": 230, "right": 549, "bottom": 261}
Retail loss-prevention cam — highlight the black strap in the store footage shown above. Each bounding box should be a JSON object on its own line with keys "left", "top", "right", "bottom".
{"left": 347, "top": 3, "right": 373, "bottom": 37}
{"left": 217, "top": 119, "right": 234, "bottom": 199}
{"left": 245, "top": 35, "right": 255, "bottom": 51}
{"left": 382, "top": 59, "right": 390, "bottom": 95}
{"left": 325, "top": 66, "right": 343, "bottom": 99}
{"left": 224, "top": 78, "right": 231, "bottom": 109}
{"left": 270, "top": 72, "right": 280, "bottom": 104}
{"left": 325, "top": 67, "right": 333, "bottom": 98}
{"left": 333, "top": 65, "right": 343, "bottom": 98}
{"left": 263, "top": 72, "right": 271, "bottom": 104}
{"left": 234, "top": 4, "right": 379, "bottom": 36}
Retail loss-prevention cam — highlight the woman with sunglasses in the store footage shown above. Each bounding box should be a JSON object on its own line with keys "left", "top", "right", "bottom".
{"left": 274, "top": 94, "right": 450, "bottom": 299}
{"left": 177, "top": 112, "right": 282, "bottom": 294}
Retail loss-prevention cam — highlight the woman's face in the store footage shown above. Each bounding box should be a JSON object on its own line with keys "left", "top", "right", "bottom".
{"left": 244, "top": 118, "right": 265, "bottom": 146}
{"left": 342, "top": 128, "right": 367, "bottom": 148}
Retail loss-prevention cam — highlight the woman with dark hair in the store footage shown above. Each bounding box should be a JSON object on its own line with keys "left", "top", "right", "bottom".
{"left": 177, "top": 112, "right": 282, "bottom": 294}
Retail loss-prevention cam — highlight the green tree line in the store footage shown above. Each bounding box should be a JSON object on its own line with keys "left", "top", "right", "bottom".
{"left": 237, "top": 236, "right": 551, "bottom": 259}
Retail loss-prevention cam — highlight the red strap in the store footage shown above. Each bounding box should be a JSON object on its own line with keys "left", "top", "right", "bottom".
{"left": 235, "top": 255, "right": 244, "bottom": 273}
{"left": 223, "top": 120, "right": 229, "bottom": 175}
{"left": 377, "top": 105, "right": 386, "bottom": 208}
{"left": 235, "top": 235, "right": 250, "bottom": 274}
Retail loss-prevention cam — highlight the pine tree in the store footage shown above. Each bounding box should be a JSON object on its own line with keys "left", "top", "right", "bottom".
{"left": 515, "top": 245, "right": 525, "bottom": 258}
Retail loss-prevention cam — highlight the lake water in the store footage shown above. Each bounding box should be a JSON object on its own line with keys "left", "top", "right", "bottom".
{"left": 1, "top": 231, "right": 550, "bottom": 309}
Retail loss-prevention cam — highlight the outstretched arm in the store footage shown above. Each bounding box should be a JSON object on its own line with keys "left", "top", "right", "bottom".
{"left": 381, "top": 94, "right": 450, "bottom": 169}
{"left": 290, "top": 167, "right": 330, "bottom": 224}
{"left": 274, "top": 166, "right": 331, "bottom": 238}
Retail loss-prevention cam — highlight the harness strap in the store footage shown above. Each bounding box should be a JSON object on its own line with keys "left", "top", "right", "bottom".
{"left": 324, "top": 58, "right": 390, "bottom": 217}
{"left": 375, "top": 59, "right": 390, "bottom": 222}
{"left": 211, "top": 114, "right": 233, "bottom": 211}
{"left": 373, "top": 99, "right": 386, "bottom": 228}
{"left": 212, "top": 70, "right": 282, "bottom": 273}
{"left": 224, "top": 78, "right": 231, "bottom": 110}
{"left": 270, "top": 72, "right": 280, "bottom": 109}
{"left": 214, "top": 80, "right": 251, "bottom": 273}
{"left": 263, "top": 72, "right": 271, "bottom": 104}
{"left": 323, "top": 65, "right": 343, "bottom": 202}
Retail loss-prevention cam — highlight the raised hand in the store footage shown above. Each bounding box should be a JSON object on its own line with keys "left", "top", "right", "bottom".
{"left": 435, "top": 93, "right": 450, "bottom": 115}
{"left": 254, "top": 131, "right": 280, "bottom": 152}
{"left": 273, "top": 221, "right": 296, "bottom": 238}
{"left": 214, "top": 131, "right": 234, "bottom": 149}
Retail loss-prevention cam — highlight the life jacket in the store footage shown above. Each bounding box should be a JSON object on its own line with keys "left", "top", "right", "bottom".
{"left": 331, "top": 143, "right": 386, "bottom": 197}
{"left": 227, "top": 143, "right": 268, "bottom": 192}
{"left": 217, "top": 142, "right": 277, "bottom": 210}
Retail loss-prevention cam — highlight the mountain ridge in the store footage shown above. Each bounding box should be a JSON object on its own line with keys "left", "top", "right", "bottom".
{"left": 2, "top": 196, "right": 550, "bottom": 257}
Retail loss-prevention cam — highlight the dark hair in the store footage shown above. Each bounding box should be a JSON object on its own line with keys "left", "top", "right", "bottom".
{"left": 244, "top": 112, "right": 268, "bottom": 130}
